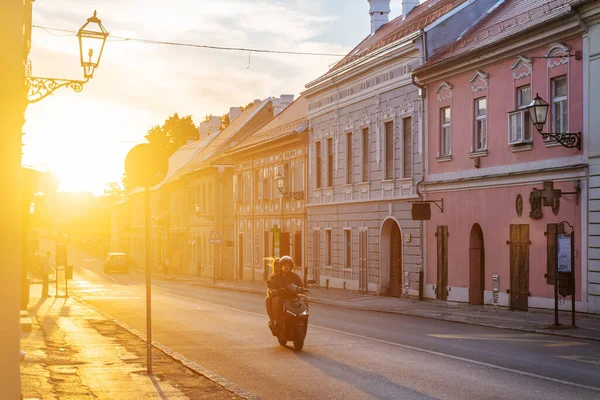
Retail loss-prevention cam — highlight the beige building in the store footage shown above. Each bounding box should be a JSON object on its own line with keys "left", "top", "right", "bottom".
{"left": 226, "top": 96, "right": 307, "bottom": 282}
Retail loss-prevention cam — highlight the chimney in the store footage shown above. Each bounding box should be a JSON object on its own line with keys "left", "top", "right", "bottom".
{"left": 254, "top": 98, "right": 262, "bottom": 106}
{"left": 368, "top": 0, "right": 391, "bottom": 34}
{"left": 402, "top": 0, "right": 417, "bottom": 19}
{"left": 209, "top": 116, "right": 221, "bottom": 134}
{"left": 229, "top": 107, "right": 242, "bottom": 122}
{"left": 280, "top": 94, "right": 294, "bottom": 111}
{"left": 199, "top": 122, "right": 210, "bottom": 139}
{"left": 273, "top": 97, "right": 282, "bottom": 116}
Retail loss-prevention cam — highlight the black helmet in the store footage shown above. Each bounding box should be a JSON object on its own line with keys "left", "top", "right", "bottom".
{"left": 280, "top": 255, "right": 294, "bottom": 270}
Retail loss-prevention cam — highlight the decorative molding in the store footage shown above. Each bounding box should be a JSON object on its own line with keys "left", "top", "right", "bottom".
{"left": 436, "top": 81, "right": 453, "bottom": 102}
{"left": 344, "top": 118, "right": 353, "bottom": 132}
{"left": 376, "top": 94, "right": 381, "bottom": 165}
{"left": 469, "top": 70, "right": 489, "bottom": 92}
{"left": 399, "top": 94, "right": 414, "bottom": 115}
{"left": 510, "top": 56, "right": 532, "bottom": 80}
{"left": 383, "top": 101, "right": 395, "bottom": 121}
{"left": 360, "top": 108, "right": 370, "bottom": 127}
{"left": 545, "top": 42, "right": 570, "bottom": 68}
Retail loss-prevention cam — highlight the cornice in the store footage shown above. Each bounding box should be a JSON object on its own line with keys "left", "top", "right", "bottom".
{"left": 303, "top": 37, "right": 421, "bottom": 99}
{"left": 414, "top": 16, "right": 583, "bottom": 84}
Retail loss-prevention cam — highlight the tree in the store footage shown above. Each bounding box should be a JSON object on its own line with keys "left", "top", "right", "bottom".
{"left": 144, "top": 113, "right": 198, "bottom": 158}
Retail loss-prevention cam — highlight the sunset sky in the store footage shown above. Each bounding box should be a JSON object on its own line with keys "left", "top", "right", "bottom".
{"left": 23, "top": 0, "right": 403, "bottom": 195}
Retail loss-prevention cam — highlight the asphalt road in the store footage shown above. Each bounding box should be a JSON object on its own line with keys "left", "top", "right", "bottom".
{"left": 41, "top": 241, "right": 600, "bottom": 400}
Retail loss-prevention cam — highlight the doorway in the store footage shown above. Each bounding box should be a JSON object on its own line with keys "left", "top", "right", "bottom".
{"left": 359, "top": 229, "right": 368, "bottom": 292}
{"left": 469, "top": 224, "right": 485, "bottom": 305}
{"left": 436, "top": 226, "right": 448, "bottom": 301}
{"left": 509, "top": 224, "right": 530, "bottom": 311}
{"left": 389, "top": 223, "right": 403, "bottom": 297}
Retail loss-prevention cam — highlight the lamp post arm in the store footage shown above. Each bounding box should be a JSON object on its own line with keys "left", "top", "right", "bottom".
{"left": 26, "top": 76, "right": 89, "bottom": 104}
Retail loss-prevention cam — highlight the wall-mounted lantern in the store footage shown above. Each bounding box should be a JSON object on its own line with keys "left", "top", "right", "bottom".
{"left": 527, "top": 93, "right": 581, "bottom": 149}
{"left": 275, "top": 172, "right": 304, "bottom": 200}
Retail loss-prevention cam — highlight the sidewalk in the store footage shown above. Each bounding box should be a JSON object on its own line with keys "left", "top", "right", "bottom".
{"left": 20, "top": 282, "right": 251, "bottom": 400}
{"left": 157, "top": 273, "right": 600, "bottom": 343}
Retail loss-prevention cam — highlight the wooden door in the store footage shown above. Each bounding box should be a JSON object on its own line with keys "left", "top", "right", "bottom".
{"left": 264, "top": 231, "right": 269, "bottom": 280}
{"left": 294, "top": 232, "right": 302, "bottom": 275}
{"left": 389, "top": 224, "right": 402, "bottom": 297}
{"left": 509, "top": 224, "right": 530, "bottom": 311}
{"left": 436, "top": 226, "right": 449, "bottom": 301}
{"left": 359, "top": 230, "right": 368, "bottom": 292}
{"left": 312, "top": 230, "right": 320, "bottom": 286}
{"left": 469, "top": 224, "right": 484, "bottom": 305}
{"left": 238, "top": 233, "right": 244, "bottom": 280}
{"left": 280, "top": 233, "right": 290, "bottom": 257}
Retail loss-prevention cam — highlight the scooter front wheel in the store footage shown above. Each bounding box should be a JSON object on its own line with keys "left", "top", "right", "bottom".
{"left": 277, "top": 336, "right": 287, "bottom": 346}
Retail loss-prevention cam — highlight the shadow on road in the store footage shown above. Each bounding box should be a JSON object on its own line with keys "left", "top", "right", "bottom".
{"left": 292, "top": 350, "right": 435, "bottom": 400}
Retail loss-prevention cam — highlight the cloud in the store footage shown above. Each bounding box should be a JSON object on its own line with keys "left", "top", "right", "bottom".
{"left": 25, "top": 0, "right": 359, "bottom": 194}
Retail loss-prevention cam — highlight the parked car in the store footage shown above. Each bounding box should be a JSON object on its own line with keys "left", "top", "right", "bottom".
{"left": 104, "top": 253, "right": 130, "bottom": 273}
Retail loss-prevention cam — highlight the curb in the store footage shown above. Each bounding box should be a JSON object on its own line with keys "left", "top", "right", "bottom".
{"left": 190, "top": 281, "right": 600, "bottom": 343}
{"left": 66, "top": 291, "right": 261, "bottom": 400}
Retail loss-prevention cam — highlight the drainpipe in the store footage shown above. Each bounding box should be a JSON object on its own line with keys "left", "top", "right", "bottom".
{"left": 411, "top": 31, "right": 428, "bottom": 301}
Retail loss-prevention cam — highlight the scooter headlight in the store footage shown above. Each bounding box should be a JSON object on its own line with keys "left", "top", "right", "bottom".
{"left": 300, "top": 310, "right": 308, "bottom": 316}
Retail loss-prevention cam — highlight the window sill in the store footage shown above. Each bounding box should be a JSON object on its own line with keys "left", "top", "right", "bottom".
{"left": 323, "top": 265, "right": 333, "bottom": 270}
{"left": 468, "top": 150, "right": 488, "bottom": 158}
{"left": 342, "top": 267, "right": 353, "bottom": 272}
{"left": 380, "top": 178, "right": 394, "bottom": 184}
{"left": 510, "top": 142, "right": 533, "bottom": 153}
{"left": 435, "top": 155, "right": 452, "bottom": 163}
{"left": 544, "top": 139, "right": 561, "bottom": 148}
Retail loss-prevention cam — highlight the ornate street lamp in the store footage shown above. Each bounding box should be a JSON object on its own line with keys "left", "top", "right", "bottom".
{"left": 275, "top": 172, "right": 304, "bottom": 200}
{"left": 26, "top": 10, "right": 109, "bottom": 103}
{"left": 78, "top": 11, "right": 109, "bottom": 80}
{"left": 194, "top": 203, "right": 215, "bottom": 220}
{"left": 527, "top": 93, "right": 581, "bottom": 149}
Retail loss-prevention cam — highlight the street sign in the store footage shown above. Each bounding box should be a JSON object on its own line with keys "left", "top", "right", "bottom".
{"left": 209, "top": 230, "right": 221, "bottom": 244}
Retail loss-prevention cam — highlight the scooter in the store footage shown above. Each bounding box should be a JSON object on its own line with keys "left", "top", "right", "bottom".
{"left": 268, "top": 283, "right": 311, "bottom": 350}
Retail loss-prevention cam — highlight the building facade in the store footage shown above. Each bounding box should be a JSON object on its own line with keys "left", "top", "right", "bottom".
{"left": 228, "top": 96, "right": 307, "bottom": 282}
{"left": 578, "top": 0, "right": 600, "bottom": 313}
{"left": 414, "top": 0, "right": 587, "bottom": 310}
{"left": 302, "top": 0, "right": 492, "bottom": 295}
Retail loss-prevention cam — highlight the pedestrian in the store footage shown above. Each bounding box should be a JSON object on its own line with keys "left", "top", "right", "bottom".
{"left": 41, "top": 251, "right": 54, "bottom": 298}
{"left": 163, "top": 257, "right": 169, "bottom": 275}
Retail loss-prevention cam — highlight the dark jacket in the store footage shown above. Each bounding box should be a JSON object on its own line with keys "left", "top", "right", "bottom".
{"left": 266, "top": 271, "right": 303, "bottom": 295}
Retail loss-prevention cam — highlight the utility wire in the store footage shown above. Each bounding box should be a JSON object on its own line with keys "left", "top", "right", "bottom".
{"left": 32, "top": 25, "right": 346, "bottom": 57}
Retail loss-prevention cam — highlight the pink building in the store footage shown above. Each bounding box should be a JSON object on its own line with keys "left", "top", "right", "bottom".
{"left": 413, "top": 0, "right": 586, "bottom": 311}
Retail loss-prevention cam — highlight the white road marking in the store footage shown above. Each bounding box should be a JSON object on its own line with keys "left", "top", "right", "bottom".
{"left": 77, "top": 263, "right": 118, "bottom": 282}
{"left": 157, "top": 289, "right": 600, "bottom": 393}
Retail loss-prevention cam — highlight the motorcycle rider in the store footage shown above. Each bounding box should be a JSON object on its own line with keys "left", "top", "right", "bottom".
{"left": 265, "top": 255, "right": 304, "bottom": 331}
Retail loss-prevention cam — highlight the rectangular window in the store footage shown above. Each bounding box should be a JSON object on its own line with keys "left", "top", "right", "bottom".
{"left": 440, "top": 107, "right": 451, "bottom": 156}
{"left": 385, "top": 121, "right": 394, "bottom": 180}
{"left": 244, "top": 173, "right": 251, "bottom": 202}
{"left": 402, "top": 117, "right": 412, "bottom": 178}
{"left": 234, "top": 174, "right": 241, "bottom": 201}
{"left": 201, "top": 183, "right": 207, "bottom": 211}
{"left": 344, "top": 229, "right": 351, "bottom": 269}
{"left": 283, "top": 163, "right": 290, "bottom": 193}
{"left": 474, "top": 98, "right": 487, "bottom": 151}
{"left": 362, "top": 128, "right": 369, "bottom": 182}
{"left": 509, "top": 86, "right": 532, "bottom": 145}
{"left": 325, "top": 229, "right": 332, "bottom": 266}
{"left": 294, "top": 160, "right": 304, "bottom": 192}
{"left": 552, "top": 76, "right": 568, "bottom": 133}
{"left": 346, "top": 132, "right": 353, "bottom": 184}
{"left": 327, "top": 138, "right": 333, "bottom": 187}
{"left": 207, "top": 182, "right": 212, "bottom": 214}
{"left": 262, "top": 169, "right": 270, "bottom": 200}
{"left": 254, "top": 170, "right": 260, "bottom": 200}
{"left": 315, "top": 142, "right": 322, "bottom": 189}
